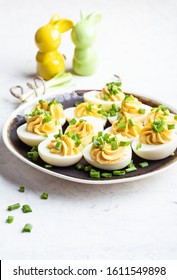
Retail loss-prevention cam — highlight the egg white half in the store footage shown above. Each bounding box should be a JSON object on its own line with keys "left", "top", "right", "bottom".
{"left": 83, "top": 143, "right": 132, "bottom": 171}
{"left": 17, "top": 123, "right": 62, "bottom": 147}
{"left": 132, "top": 134, "right": 177, "bottom": 160}
{"left": 84, "top": 90, "right": 122, "bottom": 111}
{"left": 38, "top": 139, "right": 83, "bottom": 167}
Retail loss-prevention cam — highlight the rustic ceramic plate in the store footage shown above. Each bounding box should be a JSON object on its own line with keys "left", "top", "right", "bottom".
{"left": 2, "top": 90, "right": 177, "bottom": 184}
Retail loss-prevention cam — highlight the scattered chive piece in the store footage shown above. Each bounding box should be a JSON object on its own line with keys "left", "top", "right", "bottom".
{"left": 6, "top": 216, "right": 14, "bottom": 224}
{"left": 174, "top": 115, "right": 177, "bottom": 120}
{"left": 117, "top": 114, "right": 123, "bottom": 121}
{"left": 136, "top": 142, "right": 142, "bottom": 150}
{"left": 55, "top": 141, "right": 62, "bottom": 150}
{"left": 170, "top": 152, "right": 175, "bottom": 156}
{"left": 104, "top": 94, "right": 110, "bottom": 101}
{"left": 124, "top": 95, "right": 134, "bottom": 103}
{"left": 151, "top": 120, "right": 164, "bottom": 133}
{"left": 125, "top": 166, "right": 137, "bottom": 173}
{"left": 69, "top": 118, "right": 77, "bottom": 125}
{"left": 168, "top": 124, "right": 175, "bottom": 130}
{"left": 22, "top": 204, "right": 32, "bottom": 213}
{"left": 84, "top": 165, "right": 94, "bottom": 172}
{"left": 75, "top": 101, "right": 82, "bottom": 107}
{"left": 128, "top": 119, "right": 134, "bottom": 126}
{"left": 101, "top": 172, "right": 112, "bottom": 178}
{"left": 44, "top": 164, "right": 53, "bottom": 169}
{"left": 19, "top": 185, "right": 25, "bottom": 193}
{"left": 138, "top": 108, "right": 146, "bottom": 114}
{"left": 27, "top": 146, "right": 39, "bottom": 162}
{"left": 139, "top": 162, "right": 149, "bottom": 168}
{"left": 117, "top": 122, "right": 126, "bottom": 129}
{"left": 90, "top": 170, "right": 100, "bottom": 179}
{"left": 76, "top": 163, "right": 85, "bottom": 170}
{"left": 7, "top": 203, "right": 20, "bottom": 211}
{"left": 55, "top": 119, "right": 60, "bottom": 125}
{"left": 22, "top": 223, "right": 33, "bottom": 233}
{"left": 87, "top": 103, "right": 92, "bottom": 112}
{"left": 113, "top": 170, "right": 126, "bottom": 176}
{"left": 111, "top": 140, "right": 118, "bottom": 150}
{"left": 119, "top": 141, "right": 130, "bottom": 146}
{"left": 41, "top": 192, "right": 48, "bottom": 199}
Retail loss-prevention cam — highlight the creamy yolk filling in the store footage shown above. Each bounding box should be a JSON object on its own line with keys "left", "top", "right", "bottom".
{"left": 90, "top": 143, "right": 127, "bottom": 165}
{"left": 33, "top": 101, "right": 64, "bottom": 119}
{"left": 48, "top": 135, "right": 81, "bottom": 156}
{"left": 121, "top": 97, "right": 143, "bottom": 117}
{"left": 146, "top": 109, "right": 176, "bottom": 125}
{"left": 111, "top": 115, "right": 143, "bottom": 138}
{"left": 96, "top": 85, "right": 125, "bottom": 101}
{"left": 139, "top": 125, "right": 172, "bottom": 144}
{"left": 75, "top": 102, "right": 103, "bottom": 118}
{"left": 65, "top": 121, "right": 94, "bottom": 146}
{"left": 27, "top": 115, "right": 58, "bottom": 135}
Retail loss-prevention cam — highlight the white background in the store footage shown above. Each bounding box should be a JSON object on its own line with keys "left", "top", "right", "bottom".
{"left": 1, "top": 0, "right": 177, "bottom": 260}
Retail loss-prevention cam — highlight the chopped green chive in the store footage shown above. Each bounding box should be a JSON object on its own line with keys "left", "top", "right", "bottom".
{"left": 119, "top": 141, "right": 130, "bottom": 146}
{"left": 84, "top": 165, "right": 94, "bottom": 172}
{"left": 168, "top": 124, "right": 175, "bottom": 130}
{"left": 87, "top": 103, "right": 92, "bottom": 112}
{"left": 101, "top": 172, "right": 112, "bottom": 178}
{"left": 170, "top": 152, "right": 175, "bottom": 156}
{"left": 128, "top": 119, "right": 134, "bottom": 126}
{"left": 44, "top": 114, "right": 51, "bottom": 123}
{"left": 139, "top": 162, "right": 149, "bottom": 168}
{"left": 117, "top": 114, "right": 123, "bottom": 121}
{"left": 125, "top": 166, "right": 137, "bottom": 173}
{"left": 55, "top": 141, "right": 62, "bottom": 150}
{"left": 7, "top": 203, "right": 20, "bottom": 211}
{"left": 27, "top": 146, "right": 39, "bottom": 162}
{"left": 151, "top": 120, "right": 164, "bottom": 133}
{"left": 44, "top": 164, "right": 53, "bottom": 169}
{"left": 174, "top": 115, "right": 177, "bottom": 120}
{"left": 124, "top": 95, "right": 134, "bottom": 103}
{"left": 44, "top": 133, "right": 48, "bottom": 138}
{"left": 55, "top": 119, "right": 60, "bottom": 125}
{"left": 22, "top": 223, "right": 33, "bottom": 233}
{"left": 113, "top": 170, "right": 126, "bottom": 176}
{"left": 76, "top": 163, "right": 85, "bottom": 170}
{"left": 75, "top": 101, "right": 82, "bottom": 107}
{"left": 98, "top": 109, "right": 108, "bottom": 118}
{"left": 54, "top": 129, "right": 63, "bottom": 139}
{"left": 22, "top": 204, "right": 32, "bottom": 213}
{"left": 104, "top": 94, "right": 110, "bottom": 101}
{"left": 41, "top": 192, "right": 48, "bottom": 199}
{"left": 111, "top": 141, "right": 118, "bottom": 150}
{"left": 90, "top": 170, "right": 100, "bottom": 179}
{"left": 6, "top": 216, "right": 14, "bottom": 224}
{"left": 19, "top": 185, "right": 25, "bottom": 193}
{"left": 69, "top": 118, "right": 77, "bottom": 125}
{"left": 39, "top": 99, "right": 44, "bottom": 105}
{"left": 117, "top": 122, "right": 126, "bottom": 129}
{"left": 138, "top": 108, "right": 146, "bottom": 114}
{"left": 136, "top": 142, "right": 142, "bottom": 150}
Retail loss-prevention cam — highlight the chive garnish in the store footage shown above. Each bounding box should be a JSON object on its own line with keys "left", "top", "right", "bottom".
{"left": 117, "top": 122, "right": 126, "bottom": 129}
{"left": 168, "top": 124, "right": 175, "bottom": 130}
{"left": 27, "top": 146, "right": 39, "bottom": 161}
{"left": 22, "top": 223, "right": 33, "bottom": 233}
{"left": 104, "top": 94, "right": 110, "bottom": 101}
{"left": 7, "top": 203, "right": 20, "bottom": 211}
{"left": 69, "top": 118, "right": 77, "bottom": 125}
{"left": 119, "top": 141, "right": 130, "bottom": 146}
{"left": 75, "top": 101, "right": 82, "bottom": 107}
{"left": 87, "top": 103, "right": 92, "bottom": 112}
{"left": 19, "top": 185, "right": 25, "bottom": 192}
{"left": 113, "top": 170, "right": 126, "bottom": 176}
{"left": 54, "top": 129, "right": 63, "bottom": 139}
{"left": 136, "top": 142, "right": 142, "bottom": 150}
{"left": 111, "top": 141, "right": 118, "bottom": 150}
{"left": 151, "top": 120, "right": 164, "bottom": 133}
{"left": 76, "top": 163, "right": 85, "bottom": 170}
{"left": 138, "top": 108, "right": 146, "bottom": 114}
{"left": 41, "top": 193, "right": 48, "bottom": 199}
{"left": 44, "top": 164, "right": 53, "bottom": 169}
{"left": 90, "top": 170, "right": 100, "bottom": 179}
{"left": 101, "top": 172, "right": 112, "bottom": 178}
{"left": 22, "top": 205, "right": 32, "bottom": 213}
{"left": 125, "top": 166, "right": 137, "bottom": 173}
{"left": 139, "top": 162, "right": 149, "bottom": 168}
{"left": 6, "top": 216, "right": 14, "bottom": 224}
{"left": 174, "top": 115, "right": 177, "bottom": 120}
{"left": 55, "top": 141, "right": 63, "bottom": 150}
{"left": 128, "top": 119, "right": 134, "bottom": 126}
{"left": 84, "top": 165, "right": 94, "bottom": 172}
{"left": 124, "top": 95, "right": 134, "bottom": 103}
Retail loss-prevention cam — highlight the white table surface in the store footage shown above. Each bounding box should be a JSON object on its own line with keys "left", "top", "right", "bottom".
{"left": 1, "top": 0, "right": 177, "bottom": 260}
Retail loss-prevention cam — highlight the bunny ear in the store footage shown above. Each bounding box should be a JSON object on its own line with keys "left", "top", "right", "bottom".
{"left": 86, "top": 13, "right": 102, "bottom": 25}
{"left": 49, "top": 14, "right": 61, "bottom": 25}
{"left": 58, "top": 19, "right": 74, "bottom": 33}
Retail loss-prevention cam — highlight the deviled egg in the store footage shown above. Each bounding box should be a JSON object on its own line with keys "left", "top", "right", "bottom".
{"left": 132, "top": 119, "right": 177, "bottom": 160}
{"left": 65, "top": 118, "right": 103, "bottom": 147}
{"left": 84, "top": 82, "right": 125, "bottom": 111}
{"left": 64, "top": 101, "right": 107, "bottom": 126}
{"left": 104, "top": 113, "right": 143, "bottom": 142}
{"left": 24, "top": 98, "right": 66, "bottom": 126}
{"left": 38, "top": 133, "right": 83, "bottom": 167}
{"left": 83, "top": 132, "right": 132, "bottom": 170}
{"left": 17, "top": 113, "right": 62, "bottom": 147}
{"left": 108, "top": 95, "right": 151, "bottom": 124}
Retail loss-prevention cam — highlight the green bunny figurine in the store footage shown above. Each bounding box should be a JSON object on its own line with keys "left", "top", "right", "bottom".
{"left": 71, "top": 12, "right": 101, "bottom": 76}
